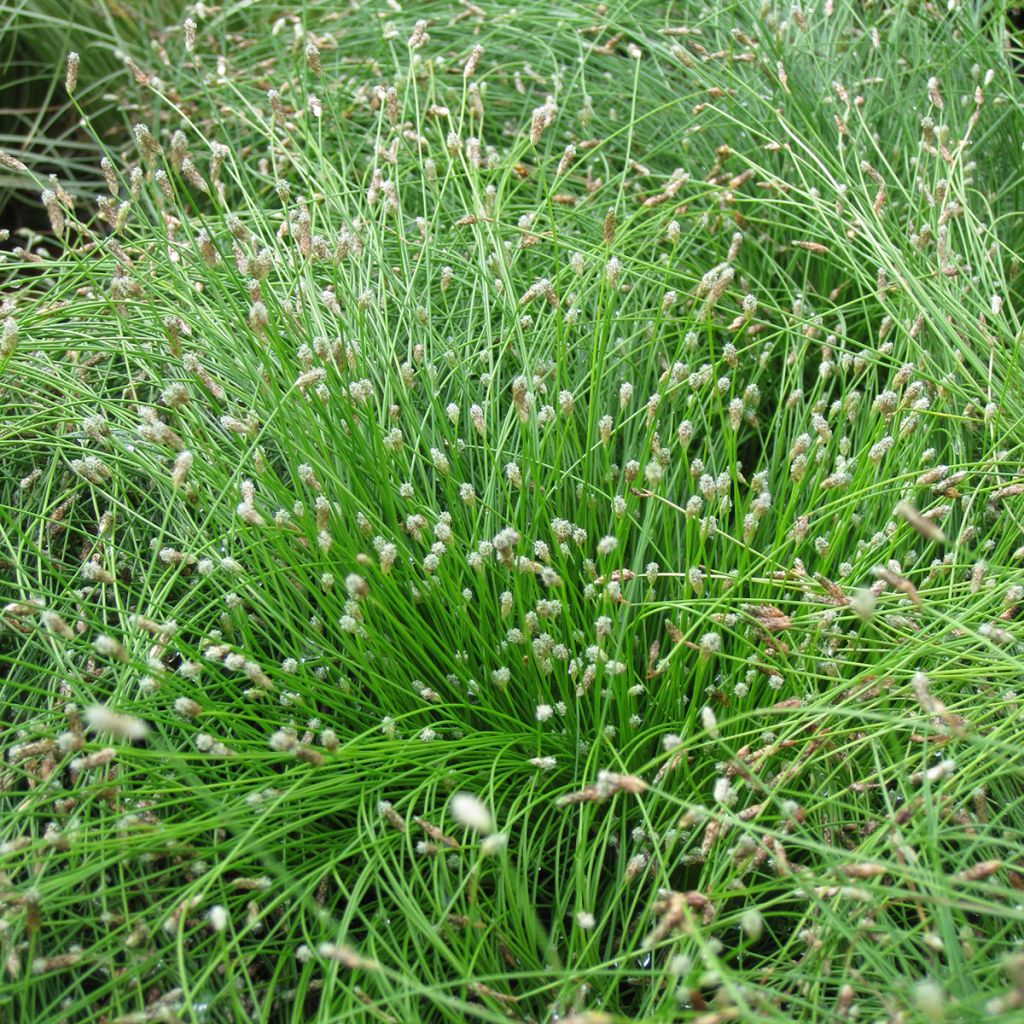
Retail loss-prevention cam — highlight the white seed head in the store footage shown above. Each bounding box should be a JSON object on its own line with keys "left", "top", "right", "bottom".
{"left": 84, "top": 705, "right": 149, "bottom": 741}
{"left": 701, "top": 706, "right": 719, "bottom": 739}
{"left": 449, "top": 792, "right": 494, "bottom": 834}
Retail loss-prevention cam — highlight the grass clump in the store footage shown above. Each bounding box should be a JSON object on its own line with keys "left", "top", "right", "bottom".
{"left": 2, "top": 2, "right": 1024, "bottom": 1021}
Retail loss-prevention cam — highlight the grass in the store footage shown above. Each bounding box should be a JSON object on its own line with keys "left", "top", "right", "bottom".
{"left": 0, "top": 0, "right": 170, "bottom": 223}
{"left": 2, "top": 1, "right": 1024, "bottom": 1021}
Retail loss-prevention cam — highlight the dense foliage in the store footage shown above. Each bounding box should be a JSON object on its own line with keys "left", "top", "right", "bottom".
{"left": 3, "top": 3, "right": 1024, "bottom": 1021}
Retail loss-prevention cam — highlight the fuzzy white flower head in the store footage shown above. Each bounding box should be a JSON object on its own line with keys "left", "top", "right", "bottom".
{"left": 699, "top": 632, "right": 722, "bottom": 657}
{"left": 450, "top": 792, "right": 494, "bottom": 834}
{"left": 713, "top": 776, "right": 737, "bottom": 806}
{"left": 701, "top": 705, "right": 719, "bottom": 739}
{"left": 84, "top": 705, "right": 149, "bottom": 741}
{"left": 740, "top": 907, "right": 763, "bottom": 941}
{"left": 481, "top": 832, "right": 507, "bottom": 856}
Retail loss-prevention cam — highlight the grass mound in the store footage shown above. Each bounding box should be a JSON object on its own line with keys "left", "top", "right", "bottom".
{"left": 2, "top": 3, "right": 1024, "bottom": 1021}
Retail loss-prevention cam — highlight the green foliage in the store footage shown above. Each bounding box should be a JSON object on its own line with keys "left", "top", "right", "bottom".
{"left": 0, "top": 0, "right": 171, "bottom": 220}
{"left": 2, "top": 2, "right": 1024, "bottom": 1021}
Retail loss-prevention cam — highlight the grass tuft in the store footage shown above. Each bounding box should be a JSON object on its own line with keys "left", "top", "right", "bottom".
{"left": 2, "top": 2, "right": 1024, "bottom": 1021}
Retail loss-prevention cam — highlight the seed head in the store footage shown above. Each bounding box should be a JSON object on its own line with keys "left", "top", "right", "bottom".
{"left": 41, "top": 610, "right": 74, "bottom": 638}
{"left": 408, "top": 19, "right": 429, "bottom": 49}
{"left": 713, "top": 776, "right": 737, "bottom": 806}
{"left": 430, "top": 448, "right": 450, "bottom": 475}
{"left": 741, "top": 908, "right": 763, "bottom": 941}
{"left": 65, "top": 52, "right": 80, "bottom": 95}
{"left": 181, "top": 156, "right": 209, "bottom": 193}
{"left": 172, "top": 451, "right": 193, "bottom": 489}
{"left": 605, "top": 256, "right": 622, "bottom": 288}
{"left": 530, "top": 106, "right": 546, "bottom": 145}
{"left": 463, "top": 44, "right": 483, "bottom": 79}
{"left": 41, "top": 190, "right": 64, "bottom": 236}
{"left": 449, "top": 792, "right": 493, "bottom": 833}
{"left": 132, "top": 123, "right": 161, "bottom": 164}
{"left": 84, "top": 705, "right": 149, "bottom": 741}
{"left": 93, "top": 634, "right": 128, "bottom": 661}
{"left": 699, "top": 632, "right": 722, "bottom": 658}
{"left": 895, "top": 500, "right": 946, "bottom": 545}
{"left": 604, "top": 207, "right": 616, "bottom": 246}
{"left": 701, "top": 706, "right": 719, "bottom": 739}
